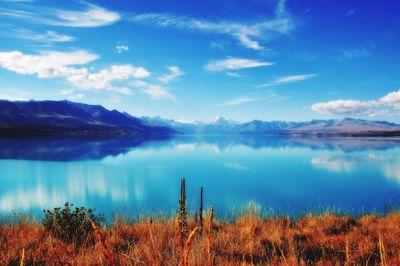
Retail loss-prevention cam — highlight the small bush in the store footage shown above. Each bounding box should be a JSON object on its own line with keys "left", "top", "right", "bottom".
{"left": 42, "top": 202, "right": 105, "bottom": 246}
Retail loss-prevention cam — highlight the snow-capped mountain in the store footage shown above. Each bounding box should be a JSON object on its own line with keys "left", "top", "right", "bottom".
{"left": 141, "top": 116, "right": 400, "bottom": 136}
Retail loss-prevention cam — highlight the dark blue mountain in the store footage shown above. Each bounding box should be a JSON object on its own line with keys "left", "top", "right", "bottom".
{"left": 0, "top": 100, "right": 177, "bottom": 137}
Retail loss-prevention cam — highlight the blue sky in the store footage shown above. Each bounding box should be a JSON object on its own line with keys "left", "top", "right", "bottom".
{"left": 0, "top": 0, "right": 399, "bottom": 122}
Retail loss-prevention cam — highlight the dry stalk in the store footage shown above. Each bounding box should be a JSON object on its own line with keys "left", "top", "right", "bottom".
{"left": 180, "top": 227, "right": 200, "bottom": 266}
{"left": 345, "top": 237, "right": 350, "bottom": 265}
{"left": 148, "top": 220, "right": 162, "bottom": 264}
{"left": 179, "top": 177, "right": 188, "bottom": 233}
{"left": 19, "top": 248, "right": 24, "bottom": 266}
{"left": 89, "top": 218, "right": 115, "bottom": 266}
{"left": 207, "top": 207, "right": 214, "bottom": 266}
{"left": 378, "top": 233, "right": 386, "bottom": 266}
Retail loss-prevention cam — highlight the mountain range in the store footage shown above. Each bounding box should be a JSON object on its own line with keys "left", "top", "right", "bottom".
{"left": 1, "top": 100, "right": 400, "bottom": 137}
{"left": 0, "top": 100, "right": 176, "bottom": 137}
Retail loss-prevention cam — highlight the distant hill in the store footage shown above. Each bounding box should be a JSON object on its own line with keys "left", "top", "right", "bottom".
{"left": 0, "top": 100, "right": 177, "bottom": 137}
{"left": 141, "top": 116, "right": 400, "bottom": 136}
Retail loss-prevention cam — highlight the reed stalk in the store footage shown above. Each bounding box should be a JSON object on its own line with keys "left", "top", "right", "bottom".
{"left": 345, "top": 237, "right": 350, "bottom": 265}
{"left": 199, "top": 187, "right": 204, "bottom": 234}
{"left": 179, "top": 177, "right": 188, "bottom": 234}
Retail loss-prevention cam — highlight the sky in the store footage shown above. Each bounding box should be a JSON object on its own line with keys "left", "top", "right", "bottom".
{"left": 0, "top": 0, "right": 399, "bottom": 122}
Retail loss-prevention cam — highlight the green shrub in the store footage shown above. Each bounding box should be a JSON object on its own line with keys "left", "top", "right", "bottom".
{"left": 42, "top": 202, "right": 105, "bottom": 246}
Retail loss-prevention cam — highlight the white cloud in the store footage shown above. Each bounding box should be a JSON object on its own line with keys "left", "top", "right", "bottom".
{"left": 205, "top": 57, "right": 273, "bottom": 71}
{"left": 0, "top": 4, "right": 120, "bottom": 27}
{"left": 116, "top": 44, "right": 129, "bottom": 54}
{"left": 311, "top": 100, "right": 378, "bottom": 116}
{"left": 159, "top": 66, "right": 184, "bottom": 83}
{"left": 67, "top": 65, "right": 149, "bottom": 93}
{"left": 258, "top": 74, "right": 317, "bottom": 87}
{"left": 132, "top": 80, "right": 176, "bottom": 101}
{"left": 0, "top": 50, "right": 150, "bottom": 95}
{"left": 311, "top": 89, "right": 400, "bottom": 117}
{"left": 130, "top": 0, "right": 294, "bottom": 50}
{"left": 220, "top": 96, "right": 265, "bottom": 106}
{"left": 0, "top": 50, "right": 98, "bottom": 77}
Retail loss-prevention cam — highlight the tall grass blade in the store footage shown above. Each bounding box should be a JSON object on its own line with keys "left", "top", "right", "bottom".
{"left": 88, "top": 218, "right": 115, "bottom": 266}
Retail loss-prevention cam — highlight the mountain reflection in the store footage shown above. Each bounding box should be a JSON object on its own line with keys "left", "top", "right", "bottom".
{"left": 1, "top": 136, "right": 400, "bottom": 161}
{"left": 0, "top": 136, "right": 173, "bottom": 161}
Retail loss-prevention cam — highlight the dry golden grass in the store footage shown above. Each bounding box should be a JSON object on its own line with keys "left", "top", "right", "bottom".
{"left": 1, "top": 211, "right": 400, "bottom": 265}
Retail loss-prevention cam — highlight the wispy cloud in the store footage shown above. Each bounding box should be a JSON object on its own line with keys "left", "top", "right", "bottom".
{"left": 225, "top": 72, "right": 241, "bottom": 77}
{"left": 342, "top": 48, "right": 371, "bottom": 59}
{"left": 205, "top": 57, "right": 273, "bottom": 72}
{"left": 129, "top": 0, "right": 294, "bottom": 50}
{"left": 0, "top": 92, "right": 28, "bottom": 101}
{"left": 258, "top": 74, "right": 317, "bottom": 88}
{"left": 220, "top": 96, "right": 265, "bottom": 106}
{"left": 132, "top": 80, "right": 176, "bottom": 101}
{"left": 60, "top": 89, "right": 85, "bottom": 100}
{"left": 346, "top": 9, "right": 355, "bottom": 16}
{"left": 6, "top": 29, "right": 74, "bottom": 44}
{"left": 0, "top": 50, "right": 149, "bottom": 95}
{"left": 311, "top": 89, "right": 400, "bottom": 117}
{"left": 0, "top": 3, "right": 120, "bottom": 27}
{"left": 159, "top": 66, "right": 184, "bottom": 84}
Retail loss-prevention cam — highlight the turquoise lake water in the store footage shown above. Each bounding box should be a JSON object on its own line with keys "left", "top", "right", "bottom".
{"left": 1, "top": 136, "right": 400, "bottom": 218}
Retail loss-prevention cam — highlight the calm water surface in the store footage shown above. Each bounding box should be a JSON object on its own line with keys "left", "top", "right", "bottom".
{"left": 1, "top": 136, "right": 400, "bottom": 218}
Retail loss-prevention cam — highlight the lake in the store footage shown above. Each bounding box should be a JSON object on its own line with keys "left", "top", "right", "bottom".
{"left": 1, "top": 136, "right": 400, "bottom": 219}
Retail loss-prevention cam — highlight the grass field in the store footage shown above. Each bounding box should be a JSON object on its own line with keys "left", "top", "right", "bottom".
{"left": 1, "top": 210, "right": 400, "bottom": 265}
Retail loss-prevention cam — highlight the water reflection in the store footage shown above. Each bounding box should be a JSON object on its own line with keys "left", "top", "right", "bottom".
{"left": 1, "top": 136, "right": 400, "bottom": 217}
{"left": 1, "top": 136, "right": 400, "bottom": 161}
{"left": 311, "top": 152, "right": 400, "bottom": 181}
